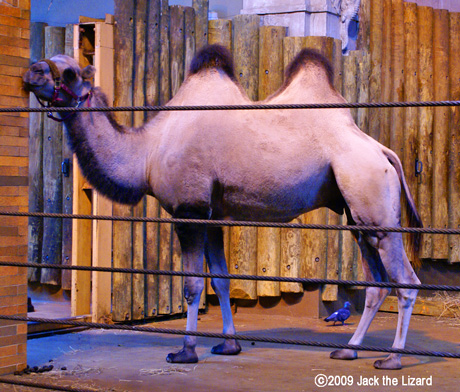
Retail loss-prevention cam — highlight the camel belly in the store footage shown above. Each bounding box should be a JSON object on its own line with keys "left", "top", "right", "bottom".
{"left": 216, "top": 165, "right": 341, "bottom": 222}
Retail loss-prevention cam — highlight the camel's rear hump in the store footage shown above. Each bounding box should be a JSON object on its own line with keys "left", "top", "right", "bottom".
{"left": 285, "top": 49, "right": 334, "bottom": 87}
{"left": 189, "top": 44, "right": 235, "bottom": 81}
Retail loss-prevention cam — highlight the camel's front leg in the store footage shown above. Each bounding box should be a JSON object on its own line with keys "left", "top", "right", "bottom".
{"left": 166, "top": 221, "right": 206, "bottom": 364}
{"left": 206, "top": 227, "right": 241, "bottom": 355}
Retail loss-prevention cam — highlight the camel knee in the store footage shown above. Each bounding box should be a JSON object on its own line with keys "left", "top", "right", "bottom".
{"left": 365, "top": 287, "right": 391, "bottom": 309}
{"left": 211, "top": 278, "right": 230, "bottom": 298}
{"left": 396, "top": 288, "right": 418, "bottom": 310}
{"left": 184, "top": 278, "right": 204, "bottom": 305}
{"left": 395, "top": 270, "right": 420, "bottom": 309}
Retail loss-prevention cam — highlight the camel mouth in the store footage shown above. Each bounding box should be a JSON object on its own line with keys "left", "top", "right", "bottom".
{"left": 22, "top": 79, "right": 41, "bottom": 93}
{"left": 23, "top": 61, "right": 55, "bottom": 95}
{"left": 23, "top": 80, "right": 53, "bottom": 102}
{"left": 23, "top": 69, "right": 56, "bottom": 103}
{"left": 23, "top": 71, "right": 45, "bottom": 89}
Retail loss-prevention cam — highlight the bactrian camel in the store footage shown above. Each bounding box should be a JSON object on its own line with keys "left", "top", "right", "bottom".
{"left": 23, "top": 44, "right": 422, "bottom": 370}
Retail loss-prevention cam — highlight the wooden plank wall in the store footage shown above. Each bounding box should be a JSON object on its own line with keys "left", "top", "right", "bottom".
{"left": 364, "top": 0, "right": 460, "bottom": 263}
{"left": 115, "top": 0, "right": 460, "bottom": 315}
{"left": 214, "top": 0, "right": 460, "bottom": 304}
{"left": 221, "top": 30, "right": 368, "bottom": 303}
{"left": 25, "top": 0, "right": 460, "bottom": 321}
{"left": 111, "top": 0, "right": 206, "bottom": 321}
{"left": 41, "top": 26, "right": 64, "bottom": 286}
{"left": 27, "top": 23, "right": 75, "bottom": 289}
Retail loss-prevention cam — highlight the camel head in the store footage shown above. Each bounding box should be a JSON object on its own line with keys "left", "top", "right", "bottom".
{"left": 23, "top": 54, "right": 96, "bottom": 107}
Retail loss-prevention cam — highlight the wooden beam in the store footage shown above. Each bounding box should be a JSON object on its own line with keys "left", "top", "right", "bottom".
{"left": 381, "top": 295, "right": 457, "bottom": 318}
{"left": 208, "top": 19, "right": 231, "bottom": 51}
{"left": 71, "top": 24, "right": 91, "bottom": 317}
{"left": 132, "top": 0, "right": 148, "bottom": 321}
{"left": 27, "top": 22, "right": 46, "bottom": 283}
{"left": 91, "top": 21, "right": 115, "bottom": 323}
{"left": 41, "top": 26, "right": 65, "bottom": 286}
{"left": 170, "top": 5, "right": 186, "bottom": 97}
{"left": 192, "top": 0, "right": 208, "bottom": 51}
{"left": 145, "top": 0, "right": 161, "bottom": 317}
{"left": 229, "top": 14, "right": 259, "bottom": 300}
{"left": 390, "top": 0, "right": 404, "bottom": 158}
{"left": 280, "top": 36, "right": 304, "bottom": 294}
{"left": 432, "top": 9, "right": 450, "bottom": 260}
{"left": 380, "top": 0, "right": 392, "bottom": 148}
{"left": 417, "top": 6, "right": 434, "bottom": 259}
{"left": 449, "top": 13, "right": 460, "bottom": 263}
{"left": 368, "top": 0, "right": 383, "bottom": 142}
{"left": 257, "top": 26, "right": 285, "bottom": 298}
{"left": 403, "top": 1, "right": 419, "bottom": 232}
{"left": 61, "top": 24, "right": 74, "bottom": 291}
{"left": 184, "top": 6, "right": 196, "bottom": 75}
{"left": 157, "top": 0, "right": 172, "bottom": 314}
{"left": 112, "top": 0, "right": 135, "bottom": 322}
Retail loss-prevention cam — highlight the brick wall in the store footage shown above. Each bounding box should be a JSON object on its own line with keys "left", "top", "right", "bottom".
{"left": 0, "top": 0, "right": 30, "bottom": 376}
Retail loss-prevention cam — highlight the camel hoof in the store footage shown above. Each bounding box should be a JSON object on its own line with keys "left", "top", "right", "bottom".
{"left": 330, "top": 349, "right": 358, "bottom": 360}
{"left": 211, "top": 339, "right": 242, "bottom": 355}
{"left": 374, "top": 354, "right": 402, "bottom": 370}
{"left": 166, "top": 347, "right": 198, "bottom": 363}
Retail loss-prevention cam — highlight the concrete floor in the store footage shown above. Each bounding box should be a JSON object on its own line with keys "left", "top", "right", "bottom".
{"left": 1, "top": 309, "right": 460, "bottom": 391}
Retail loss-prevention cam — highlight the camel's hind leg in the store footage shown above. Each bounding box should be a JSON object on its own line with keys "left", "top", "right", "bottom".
{"left": 331, "top": 231, "right": 420, "bottom": 369}
{"left": 205, "top": 227, "right": 241, "bottom": 355}
{"left": 330, "top": 232, "right": 391, "bottom": 362}
{"left": 372, "top": 232, "right": 420, "bottom": 369}
{"left": 331, "top": 156, "right": 420, "bottom": 369}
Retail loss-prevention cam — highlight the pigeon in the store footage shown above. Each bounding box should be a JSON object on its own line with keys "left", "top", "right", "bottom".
{"left": 324, "top": 302, "right": 351, "bottom": 325}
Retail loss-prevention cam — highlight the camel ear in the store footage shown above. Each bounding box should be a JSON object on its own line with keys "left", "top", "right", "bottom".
{"left": 81, "top": 65, "right": 96, "bottom": 80}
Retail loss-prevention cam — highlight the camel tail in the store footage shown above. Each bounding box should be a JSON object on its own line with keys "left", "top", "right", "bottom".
{"left": 383, "top": 147, "right": 423, "bottom": 269}
{"left": 189, "top": 44, "right": 235, "bottom": 80}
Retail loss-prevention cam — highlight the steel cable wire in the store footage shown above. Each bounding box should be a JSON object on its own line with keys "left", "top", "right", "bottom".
{"left": 1, "top": 211, "right": 459, "bottom": 235}
{"left": 1, "top": 261, "right": 460, "bottom": 291}
{"left": 1, "top": 100, "right": 460, "bottom": 114}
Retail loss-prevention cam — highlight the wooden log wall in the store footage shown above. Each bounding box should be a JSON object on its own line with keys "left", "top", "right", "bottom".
{"left": 225, "top": 31, "right": 369, "bottom": 303}
{"left": 27, "top": 24, "right": 75, "bottom": 288}
{"left": 111, "top": 1, "right": 368, "bottom": 314}
{"left": 113, "top": 0, "right": 135, "bottom": 322}
{"left": 112, "top": 0, "right": 206, "bottom": 321}
{"left": 257, "top": 26, "right": 286, "bottom": 298}
{"left": 364, "top": 0, "right": 460, "bottom": 263}
{"left": 227, "top": 14, "right": 260, "bottom": 300}
{"left": 62, "top": 24, "right": 74, "bottom": 290}
{"left": 26, "top": 0, "right": 460, "bottom": 320}
{"left": 40, "top": 26, "right": 64, "bottom": 286}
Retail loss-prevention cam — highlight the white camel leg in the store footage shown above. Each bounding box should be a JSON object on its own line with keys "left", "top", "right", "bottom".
{"left": 373, "top": 234, "right": 420, "bottom": 370}
{"left": 166, "top": 221, "right": 206, "bottom": 363}
{"left": 205, "top": 227, "right": 241, "bottom": 355}
{"left": 331, "top": 233, "right": 391, "bottom": 361}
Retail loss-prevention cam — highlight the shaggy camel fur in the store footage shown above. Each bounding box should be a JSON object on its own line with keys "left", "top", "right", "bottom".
{"left": 23, "top": 45, "right": 422, "bottom": 370}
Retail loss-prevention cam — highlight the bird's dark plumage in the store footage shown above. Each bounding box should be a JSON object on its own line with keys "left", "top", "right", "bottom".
{"left": 324, "top": 302, "right": 351, "bottom": 325}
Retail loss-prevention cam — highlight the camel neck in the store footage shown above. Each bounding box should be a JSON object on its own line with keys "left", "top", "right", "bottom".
{"left": 63, "top": 88, "right": 151, "bottom": 205}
